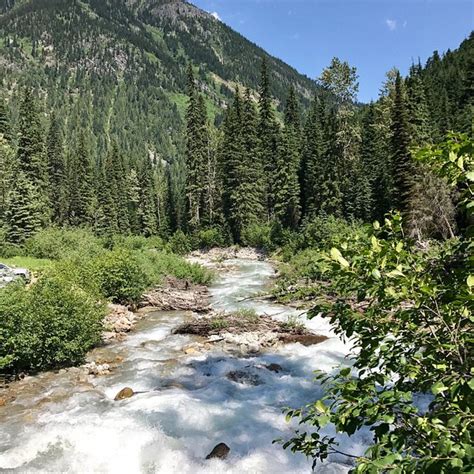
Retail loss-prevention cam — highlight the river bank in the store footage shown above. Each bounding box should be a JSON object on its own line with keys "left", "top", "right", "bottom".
{"left": 0, "top": 250, "right": 366, "bottom": 473}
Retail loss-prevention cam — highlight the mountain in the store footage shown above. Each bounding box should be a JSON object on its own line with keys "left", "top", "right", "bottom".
{"left": 0, "top": 0, "right": 319, "bottom": 161}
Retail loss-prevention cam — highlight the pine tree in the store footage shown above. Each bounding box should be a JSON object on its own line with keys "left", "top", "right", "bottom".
{"left": 300, "top": 97, "right": 325, "bottom": 219}
{"left": 257, "top": 58, "right": 280, "bottom": 219}
{"left": 406, "top": 64, "right": 432, "bottom": 145}
{"left": 46, "top": 112, "right": 68, "bottom": 224}
{"left": 220, "top": 88, "right": 244, "bottom": 240}
{"left": 138, "top": 155, "right": 158, "bottom": 237}
{"left": 184, "top": 66, "right": 208, "bottom": 231}
{"left": 0, "top": 98, "right": 11, "bottom": 142}
{"left": 0, "top": 136, "right": 14, "bottom": 224}
{"left": 390, "top": 72, "right": 413, "bottom": 215}
{"left": 68, "top": 131, "right": 95, "bottom": 226}
{"left": 17, "top": 88, "right": 47, "bottom": 186}
{"left": 274, "top": 87, "right": 301, "bottom": 229}
{"left": 5, "top": 171, "right": 43, "bottom": 243}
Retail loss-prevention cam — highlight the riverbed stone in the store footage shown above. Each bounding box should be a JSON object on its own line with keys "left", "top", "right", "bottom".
{"left": 114, "top": 387, "right": 134, "bottom": 401}
{"left": 206, "top": 442, "right": 230, "bottom": 460}
{"left": 264, "top": 363, "right": 283, "bottom": 373}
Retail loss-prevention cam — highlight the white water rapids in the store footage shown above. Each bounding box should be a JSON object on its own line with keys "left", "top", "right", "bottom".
{"left": 0, "top": 258, "right": 371, "bottom": 473}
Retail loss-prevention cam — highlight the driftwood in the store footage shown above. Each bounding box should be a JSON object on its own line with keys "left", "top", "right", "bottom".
{"left": 173, "top": 312, "right": 328, "bottom": 346}
{"left": 140, "top": 277, "right": 210, "bottom": 312}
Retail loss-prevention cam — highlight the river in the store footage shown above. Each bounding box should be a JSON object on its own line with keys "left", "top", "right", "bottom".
{"left": 0, "top": 258, "right": 369, "bottom": 473}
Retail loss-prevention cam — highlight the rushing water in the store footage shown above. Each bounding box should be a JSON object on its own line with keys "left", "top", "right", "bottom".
{"left": 0, "top": 259, "right": 369, "bottom": 473}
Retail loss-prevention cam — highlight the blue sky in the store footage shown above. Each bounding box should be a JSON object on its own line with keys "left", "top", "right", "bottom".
{"left": 192, "top": 0, "right": 473, "bottom": 103}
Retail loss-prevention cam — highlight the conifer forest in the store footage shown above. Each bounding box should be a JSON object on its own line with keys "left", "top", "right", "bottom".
{"left": 0, "top": 1, "right": 472, "bottom": 473}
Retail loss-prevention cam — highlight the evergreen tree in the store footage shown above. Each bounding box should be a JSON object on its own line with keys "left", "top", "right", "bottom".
{"left": 138, "top": 155, "right": 158, "bottom": 237}
{"left": 406, "top": 63, "right": 432, "bottom": 145}
{"left": 0, "top": 98, "right": 11, "bottom": 142}
{"left": 17, "top": 88, "right": 47, "bottom": 186}
{"left": 257, "top": 58, "right": 280, "bottom": 219}
{"left": 274, "top": 87, "right": 301, "bottom": 229}
{"left": 390, "top": 72, "right": 413, "bottom": 215}
{"left": 46, "top": 112, "right": 67, "bottom": 224}
{"left": 0, "top": 136, "right": 14, "bottom": 224}
{"left": 68, "top": 131, "right": 95, "bottom": 226}
{"left": 184, "top": 66, "right": 208, "bottom": 231}
{"left": 5, "top": 171, "right": 43, "bottom": 243}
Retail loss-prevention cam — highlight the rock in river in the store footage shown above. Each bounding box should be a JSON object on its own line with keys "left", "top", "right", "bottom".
{"left": 206, "top": 442, "right": 230, "bottom": 460}
{"left": 114, "top": 387, "right": 134, "bottom": 401}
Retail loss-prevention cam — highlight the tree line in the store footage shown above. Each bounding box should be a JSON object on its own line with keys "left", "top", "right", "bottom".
{"left": 0, "top": 36, "right": 472, "bottom": 245}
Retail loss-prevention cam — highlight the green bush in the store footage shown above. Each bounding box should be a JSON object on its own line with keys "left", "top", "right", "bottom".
{"left": 167, "top": 230, "right": 192, "bottom": 255}
{"left": 195, "top": 228, "right": 226, "bottom": 249}
{"left": 143, "top": 251, "right": 214, "bottom": 286}
{"left": 106, "top": 234, "right": 166, "bottom": 252}
{"left": 0, "top": 277, "right": 104, "bottom": 374}
{"left": 241, "top": 223, "right": 273, "bottom": 251}
{"left": 88, "top": 249, "right": 149, "bottom": 305}
{"left": 25, "top": 227, "right": 104, "bottom": 260}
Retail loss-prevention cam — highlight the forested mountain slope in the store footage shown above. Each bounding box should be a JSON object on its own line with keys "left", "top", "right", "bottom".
{"left": 0, "top": 0, "right": 318, "bottom": 160}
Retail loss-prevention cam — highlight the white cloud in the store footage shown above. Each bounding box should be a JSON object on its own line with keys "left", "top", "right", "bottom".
{"left": 403, "top": 20, "right": 408, "bottom": 28}
{"left": 211, "top": 11, "right": 221, "bottom": 21}
{"left": 386, "top": 19, "right": 397, "bottom": 31}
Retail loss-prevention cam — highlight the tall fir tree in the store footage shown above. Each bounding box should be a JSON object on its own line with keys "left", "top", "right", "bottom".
{"left": 257, "top": 58, "right": 280, "bottom": 219}
{"left": 390, "top": 71, "right": 413, "bottom": 215}
{"left": 68, "top": 131, "right": 95, "bottom": 227}
{"left": 274, "top": 87, "right": 301, "bottom": 229}
{"left": 184, "top": 66, "right": 208, "bottom": 231}
{"left": 46, "top": 112, "right": 68, "bottom": 224}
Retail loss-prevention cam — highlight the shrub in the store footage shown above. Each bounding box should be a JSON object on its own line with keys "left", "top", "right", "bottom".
{"left": 195, "top": 228, "right": 226, "bottom": 249}
{"left": 0, "top": 276, "right": 105, "bottom": 374}
{"left": 167, "top": 230, "right": 192, "bottom": 255}
{"left": 143, "top": 251, "right": 214, "bottom": 286}
{"left": 241, "top": 223, "right": 273, "bottom": 251}
{"left": 25, "top": 227, "right": 104, "bottom": 260}
{"left": 88, "top": 249, "right": 149, "bottom": 305}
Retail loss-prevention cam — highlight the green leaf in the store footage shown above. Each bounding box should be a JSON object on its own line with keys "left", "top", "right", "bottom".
{"left": 386, "top": 269, "right": 405, "bottom": 278}
{"left": 340, "top": 367, "right": 351, "bottom": 377}
{"left": 466, "top": 171, "right": 474, "bottom": 181}
{"left": 467, "top": 275, "right": 474, "bottom": 288}
{"left": 314, "top": 400, "right": 327, "bottom": 414}
{"left": 432, "top": 381, "right": 448, "bottom": 395}
{"left": 372, "top": 269, "right": 381, "bottom": 279}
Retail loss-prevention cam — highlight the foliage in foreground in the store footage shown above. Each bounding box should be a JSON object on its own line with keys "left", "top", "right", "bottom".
{"left": 284, "top": 134, "right": 473, "bottom": 472}
{"left": 0, "top": 228, "right": 214, "bottom": 374}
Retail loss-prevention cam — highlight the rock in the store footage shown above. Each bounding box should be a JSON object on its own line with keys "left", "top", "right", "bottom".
{"left": 264, "top": 363, "right": 283, "bottom": 373}
{"left": 207, "top": 335, "right": 225, "bottom": 343}
{"left": 206, "top": 442, "right": 230, "bottom": 460}
{"left": 0, "top": 398, "right": 6, "bottom": 407}
{"left": 279, "top": 334, "right": 328, "bottom": 346}
{"left": 247, "top": 343, "right": 260, "bottom": 353}
{"left": 83, "top": 362, "right": 111, "bottom": 376}
{"left": 183, "top": 345, "right": 201, "bottom": 355}
{"left": 226, "top": 370, "right": 262, "bottom": 386}
{"left": 114, "top": 387, "right": 134, "bottom": 401}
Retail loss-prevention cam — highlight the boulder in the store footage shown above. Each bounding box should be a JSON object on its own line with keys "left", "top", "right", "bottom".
{"left": 0, "top": 397, "right": 6, "bottom": 407}
{"left": 226, "top": 370, "right": 262, "bottom": 386}
{"left": 264, "top": 363, "right": 283, "bottom": 373}
{"left": 114, "top": 387, "right": 134, "bottom": 401}
{"left": 206, "top": 442, "right": 230, "bottom": 460}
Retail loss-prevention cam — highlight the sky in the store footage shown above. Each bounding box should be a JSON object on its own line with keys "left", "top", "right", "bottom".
{"left": 192, "top": 0, "right": 473, "bottom": 103}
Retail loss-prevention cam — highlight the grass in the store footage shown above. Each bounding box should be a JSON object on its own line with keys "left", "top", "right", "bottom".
{"left": 210, "top": 318, "right": 229, "bottom": 330}
{"left": 167, "top": 92, "right": 188, "bottom": 119}
{"left": 1, "top": 256, "right": 53, "bottom": 272}
{"left": 235, "top": 308, "right": 260, "bottom": 324}
{"left": 280, "top": 314, "right": 305, "bottom": 331}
